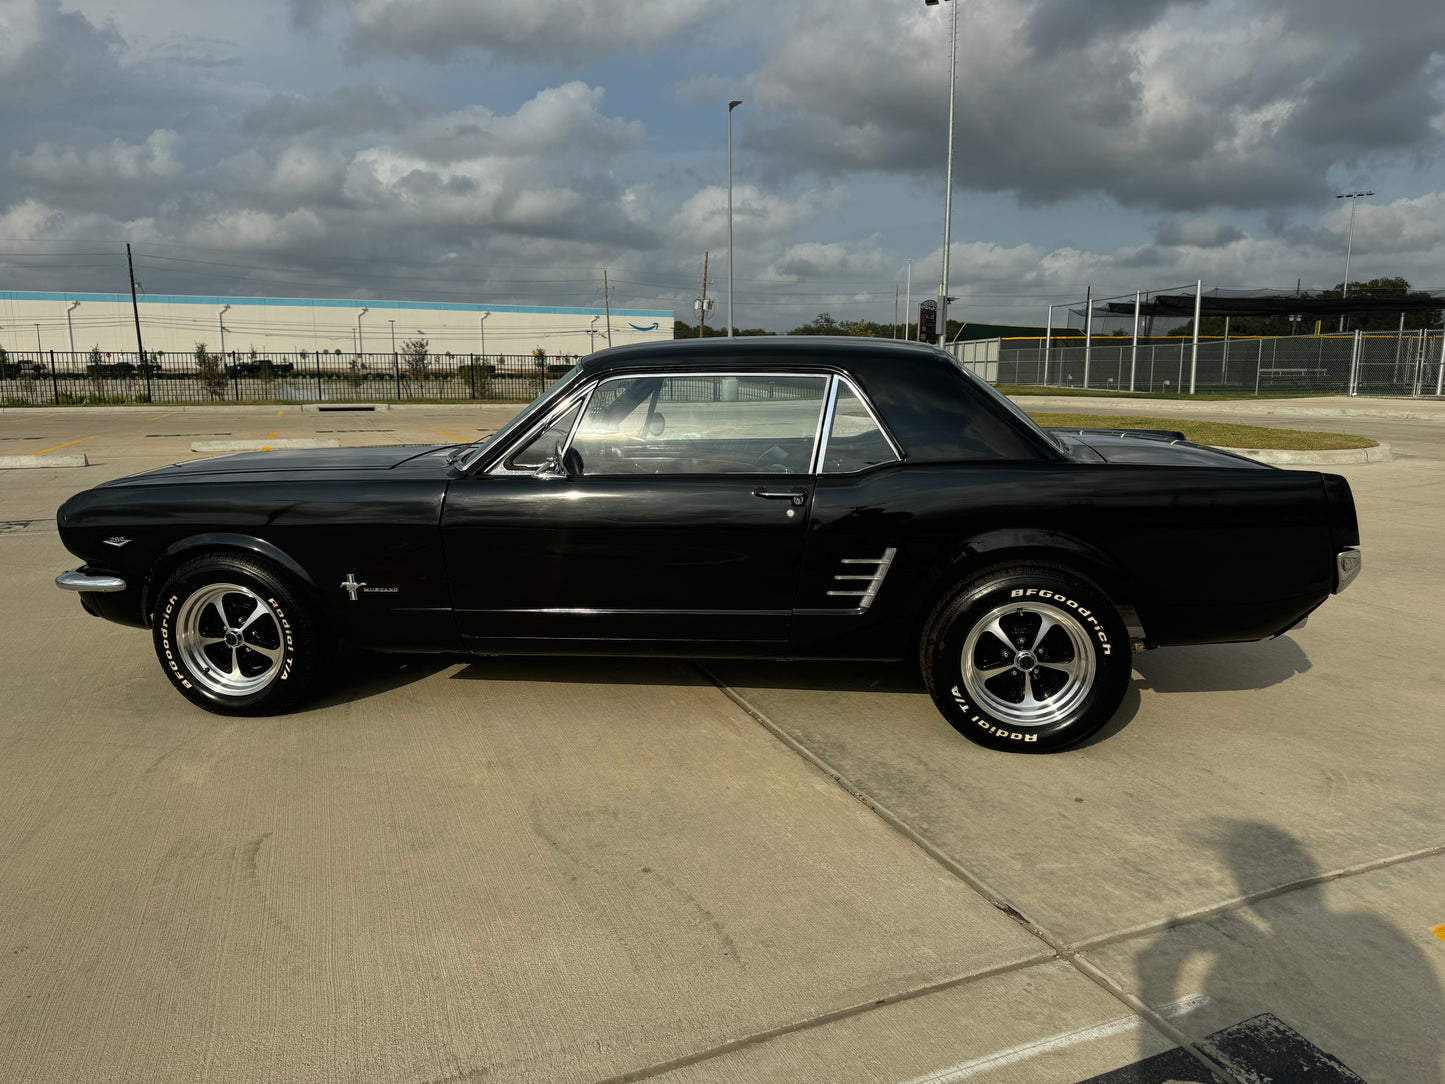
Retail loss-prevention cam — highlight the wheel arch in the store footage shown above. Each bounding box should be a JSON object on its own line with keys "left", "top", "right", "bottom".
{"left": 143, "top": 532, "right": 322, "bottom": 624}
{"left": 917, "top": 528, "right": 1132, "bottom": 637}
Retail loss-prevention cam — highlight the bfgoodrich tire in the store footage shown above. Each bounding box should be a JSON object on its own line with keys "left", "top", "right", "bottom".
{"left": 152, "top": 553, "right": 329, "bottom": 716}
{"left": 922, "top": 565, "right": 1130, "bottom": 753}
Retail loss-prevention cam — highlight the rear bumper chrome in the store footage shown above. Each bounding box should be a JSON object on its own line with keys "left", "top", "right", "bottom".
{"left": 1334, "top": 549, "right": 1362, "bottom": 594}
{"left": 56, "top": 568, "right": 127, "bottom": 593}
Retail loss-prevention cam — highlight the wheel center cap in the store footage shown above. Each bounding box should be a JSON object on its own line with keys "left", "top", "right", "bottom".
{"left": 1015, "top": 651, "right": 1037, "bottom": 671}
{"left": 225, "top": 630, "right": 242, "bottom": 648}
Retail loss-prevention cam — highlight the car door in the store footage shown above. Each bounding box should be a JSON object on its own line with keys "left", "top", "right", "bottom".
{"left": 442, "top": 371, "right": 830, "bottom": 650}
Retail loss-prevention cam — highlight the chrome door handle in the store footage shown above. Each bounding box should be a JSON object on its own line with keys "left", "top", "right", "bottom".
{"left": 752, "top": 487, "right": 808, "bottom": 506}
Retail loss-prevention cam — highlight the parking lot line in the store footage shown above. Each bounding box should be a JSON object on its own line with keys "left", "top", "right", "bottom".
{"left": 32, "top": 436, "right": 96, "bottom": 456}
{"left": 152, "top": 412, "right": 177, "bottom": 420}
{"left": 432, "top": 429, "right": 469, "bottom": 443}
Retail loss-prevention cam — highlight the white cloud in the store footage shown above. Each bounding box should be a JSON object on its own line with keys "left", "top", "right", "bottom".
{"left": 11, "top": 130, "right": 183, "bottom": 186}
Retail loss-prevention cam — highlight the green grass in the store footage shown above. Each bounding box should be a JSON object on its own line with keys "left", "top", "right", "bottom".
{"left": 1027, "top": 413, "right": 1377, "bottom": 451}
{"left": 997, "top": 385, "right": 1333, "bottom": 401}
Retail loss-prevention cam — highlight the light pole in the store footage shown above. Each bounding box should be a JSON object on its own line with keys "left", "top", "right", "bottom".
{"left": 1336, "top": 190, "right": 1373, "bottom": 332}
{"left": 479, "top": 312, "right": 490, "bottom": 359}
{"left": 66, "top": 300, "right": 79, "bottom": 360}
{"left": 925, "top": 0, "right": 958, "bottom": 347}
{"left": 388, "top": 319, "right": 398, "bottom": 387}
{"left": 727, "top": 99, "right": 742, "bottom": 338}
{"left": 356, "top": 307, "right": 368, "bottom": 358}
{"left": 218, "top": 304, "right": 230, "bottom": 358}
{"left": 34, "top": 323, "right": 42, "bottom": 357}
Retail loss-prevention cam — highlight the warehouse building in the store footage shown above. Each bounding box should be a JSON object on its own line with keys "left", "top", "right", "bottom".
{"left": 0, "top": 290, "right": 672, "bottom": 366}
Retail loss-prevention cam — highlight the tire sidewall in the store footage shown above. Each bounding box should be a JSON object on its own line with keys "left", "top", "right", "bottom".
{"left": 152, "top": 556, "right": 314, "bottom": 715}
{"left": 926, "top": 569, "right": 1129, "bottom": 752}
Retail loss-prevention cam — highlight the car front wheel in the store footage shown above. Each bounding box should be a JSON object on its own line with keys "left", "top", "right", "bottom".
{"left": 922, "top": 565, "right": 1130, "bottom": 752}
{"left": 152, "top": 553, "right": 328, "bottom": 715}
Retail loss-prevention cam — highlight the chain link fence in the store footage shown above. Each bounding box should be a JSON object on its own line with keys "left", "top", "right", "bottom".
{"left": 0, "top": 350, "right": 581, "bottom": 407}
{"left": 952, "top": 332, "right": 1445, "bottom": 397}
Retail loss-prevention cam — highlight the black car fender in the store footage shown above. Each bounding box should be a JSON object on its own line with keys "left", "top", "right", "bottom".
{"left": 931, "top": 527, "right": 1130, "bottom": 611}
{"left": 144, "top": 531, "right": 322, "bottom": 623}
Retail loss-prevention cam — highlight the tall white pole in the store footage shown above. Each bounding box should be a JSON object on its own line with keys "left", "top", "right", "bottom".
{"left": 727, "top": 100, "right": 742, "bottom": 338}
{"left": 904, "top": 261, "right": 912, "bottom": 340}
{"left": 479, "top": 312, "right": 490, "bottom": 358}
{"left": 218, "top": 304, "right": 229, "bottom": 358}
{"left": 1189, "top": 279, "right": 1202, "bottom": 394}
{"left": 356, "top": 307, "right": 368, "bottom": 358}
{"left": 1082, "top": 287, "right": 1092, "bottom": 388}
{"left": 1043, "top": 304, "right": 1053, "bottom": 385}
{"left": 937, "top": 0, "right": 958, "bottom": 347}
{"left": 1130, "top": 290, "right": 1141, "bottom": 392}
{"left": 66, "top": 300, "right": 79, "bottom": 357}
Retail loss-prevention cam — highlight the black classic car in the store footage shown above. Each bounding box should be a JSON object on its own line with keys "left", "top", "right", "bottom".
{"left": 56, "top": 338, "right": 1361, "bottom": 752}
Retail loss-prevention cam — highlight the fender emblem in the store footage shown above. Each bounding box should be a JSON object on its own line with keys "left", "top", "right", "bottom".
{"left": 340, "top": 573, "right": 367, "bottom": 601}
{"left": 103, "top": 536, "right": 132, "bottom": 547}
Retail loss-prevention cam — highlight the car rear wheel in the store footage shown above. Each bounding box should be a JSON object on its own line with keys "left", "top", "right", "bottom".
{"left": 152, "top": 553, "right": 328, "bottom": 716}
{"left": 921, "top": 565, "right": 1130, "bottom": 753}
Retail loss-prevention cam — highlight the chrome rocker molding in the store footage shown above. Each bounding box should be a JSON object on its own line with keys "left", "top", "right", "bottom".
{"left": 1334, "top": 548, "right": 1362, "bottom": 594}
{"left": 56, "top": 568, "right": 127, "bottom": 593}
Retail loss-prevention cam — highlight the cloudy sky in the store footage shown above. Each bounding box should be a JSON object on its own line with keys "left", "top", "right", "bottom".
{"left": 2, "top": 0, "right": 1443, "bottom": 333}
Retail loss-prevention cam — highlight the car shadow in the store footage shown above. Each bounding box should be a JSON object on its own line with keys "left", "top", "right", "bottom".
{"left": 308, "top": 646, "right": 465, "bottom": 710}
{"left": 1132, "top": 636, "right": 1311, "bottom": 694}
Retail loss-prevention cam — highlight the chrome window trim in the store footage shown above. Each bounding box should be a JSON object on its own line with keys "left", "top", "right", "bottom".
{"left": 810, "top": 376, "right": 841, "bottom": 475}
{"left": 568, "top": 370, "right": 831, "bottom": 477}
{"left": 817, "top": 374, "right": 905, "bottom": 473}
{"left": 487, "top": 386, "right": 595, "bottom": 476}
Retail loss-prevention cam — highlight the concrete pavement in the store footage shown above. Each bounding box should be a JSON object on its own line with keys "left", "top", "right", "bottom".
{"left": 1, "top": 400, "right": 1442, "bottom": 1083}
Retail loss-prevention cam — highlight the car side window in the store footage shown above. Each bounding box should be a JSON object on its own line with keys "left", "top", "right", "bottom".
{"left": 822, "top": 381, "right": 900, "bottom": 473}
{"left": 506, "top": 403, "right": 582, "bottom": 471}
{"left": 572, "top": 374, "right": 828, "bottom": 475}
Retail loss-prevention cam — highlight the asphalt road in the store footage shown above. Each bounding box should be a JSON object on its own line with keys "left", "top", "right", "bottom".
{"left": 1, "top": 400, "right": 1442, "bottom": 1084}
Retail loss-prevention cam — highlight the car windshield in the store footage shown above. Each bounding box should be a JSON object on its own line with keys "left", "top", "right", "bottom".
{"left": 451, "top": 365, "right": 581, "bottom": 469}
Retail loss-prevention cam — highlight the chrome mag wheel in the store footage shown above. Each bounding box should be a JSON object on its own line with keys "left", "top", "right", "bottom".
{"left": 174, "top": 582, "right": 285, "bottom": 697}
{"left": 961, "top": 601, "right": 1097, "bottom": 728}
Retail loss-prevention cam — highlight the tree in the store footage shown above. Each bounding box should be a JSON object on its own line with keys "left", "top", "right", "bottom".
{"left": 673, "top": 321, "right": 773, "bottom": 338}
{"left": 1170, "top": 277, "right": 1442, "bottom": 338}
{"left": 401, "top": 338, "right": 429, "bottom": 381}
{"left": 194, "top": 342, "right": 226, "bottom": 400}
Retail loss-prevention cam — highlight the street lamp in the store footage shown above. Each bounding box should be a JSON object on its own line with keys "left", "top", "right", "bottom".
{"left": 925, "top": 0, "right": 959, "bottom": 348}
{"left": 727, "top": 99, "right": 742, "bottom": 338}
{"left": 356, "top": 307, "right": 368, "bottom": 357}
{"left": 479, "top": 312, "right": 490, "bottom": 359}
{"left": 34, "top": 323, "right": 42, "bottom": 357}
{"left": 218, "top": 304, "right": 230, "bottom": 358}
{"left": 66, "top": 300, "right": 79, "bottom": 359}
{"left": 1336, "top": 190, "right": 1373, "bottom": 332}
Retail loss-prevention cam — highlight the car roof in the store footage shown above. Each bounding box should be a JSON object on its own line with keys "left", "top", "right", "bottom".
{"left": 560, "top": 336, "right": 1059, "bottom": 465}
{"left": 574, "top": 335, "right": 953, "bottom": 377}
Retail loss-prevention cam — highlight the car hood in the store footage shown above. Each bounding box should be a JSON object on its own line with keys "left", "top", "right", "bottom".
{"left": 1047, "top": 427, "right": 1272, "bottom": 469}
{"left": 100, "top": 444, "right": 459, "bottom": 484}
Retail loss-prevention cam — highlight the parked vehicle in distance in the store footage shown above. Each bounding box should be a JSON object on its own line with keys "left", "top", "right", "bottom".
{"left": 55, "top": 338, "right": 1361, "bottom": 752}
{"left": 227, "top": 360, "right": 295, "bottom": 377}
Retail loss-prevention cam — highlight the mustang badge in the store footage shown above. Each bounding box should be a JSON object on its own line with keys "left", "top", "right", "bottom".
{"left": 340, "top": 573, "right": 367, "bottom": 601}
{"left": 103, "top": 536, "right": 132, "bottom": 547}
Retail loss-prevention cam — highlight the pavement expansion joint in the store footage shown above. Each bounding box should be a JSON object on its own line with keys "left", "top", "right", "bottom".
{"left": 1072, "top": 839, "right": 1445, "bottom": 954}
{"left": 690, "top": 662, "right": 1247, "bottom": 1084}
{"left": 588, "top": 954, "right": 1059, "bottom": 1084}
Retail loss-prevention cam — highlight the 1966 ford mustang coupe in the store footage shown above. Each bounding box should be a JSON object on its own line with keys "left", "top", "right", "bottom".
{"left": 56, "top": 338, "right": 1361, "bottom": 752}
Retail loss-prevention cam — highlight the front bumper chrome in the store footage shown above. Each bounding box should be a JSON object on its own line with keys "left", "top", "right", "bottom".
{"left": 1334, "top": 549, "right": 1362, "bottom": 594}
{"left": 56, "top": 568, "right": 127, "bottom": 593}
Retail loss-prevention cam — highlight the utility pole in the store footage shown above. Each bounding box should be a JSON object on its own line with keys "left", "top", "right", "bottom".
{"left": 893, "top": 286, "right": 899, "bottom": 338}
{"left": 126, "top": 243, "right": 150, "bottom": 398}
{"left": 697, "top": 252, "right": 711, "bottom": 338}
{"left": 603, "top": 269, "right": 613, "bottom": 347}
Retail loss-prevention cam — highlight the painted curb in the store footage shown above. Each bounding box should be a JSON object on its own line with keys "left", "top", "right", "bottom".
{"left": 0, "top": 454, "right": 88, "bottom": 468}
{"left": 191, "top": 438, "right": 341, "bottom": 452}
{"left": 1217, "top": 443, "right": 1392, "bottom": 465}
